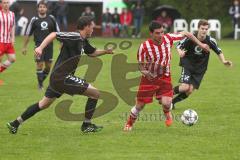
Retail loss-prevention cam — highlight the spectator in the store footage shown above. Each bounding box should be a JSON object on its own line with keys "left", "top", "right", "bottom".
{"left": 229, "top": 0, "right": 240, "bottom": 29}
{"left": 112, "top": 7, "right": 121, "bottom": 37}
{"left": 55, "top": 0, "right": 68, "bottom": 31}
{"left": 102, "top": 8, "right": 112, "bottom": 36}
{"left": 132, "top": 2, "right": 144, "bottom": 38}
{"left": 82, "top": 6, "right": 95, "bottom": 22}
{"left": 156, "top": 10, "right": 173, "bottom": 32}
{"left": 120, "top": 8, "right": 132, "bottom": 38}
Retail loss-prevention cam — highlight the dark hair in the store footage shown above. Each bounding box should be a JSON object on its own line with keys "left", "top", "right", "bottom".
{"left": 37, "top": 0, "right": 47, "bottom": 8}
{"left": 198, "top": 19, "right": 209, "bottom": 28}
{"left": 77, "top": 16, "right": 94, "bottom": 30}
{"left": 149, "top": 20, "right": 163, "bottom": 33}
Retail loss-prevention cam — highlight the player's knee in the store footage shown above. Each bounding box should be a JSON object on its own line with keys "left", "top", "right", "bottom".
{"left": 8, "top": 57, "right": 16, "bottom": 63}
{"left": 181, "top": 84, "right": 190, "bottom": 92}
{"left": 91, "top": 89, "right": 100, "bottom": 99}
{"left": 161, "top": 99, "right": 172, "bottom": 108}
{"left": 187, "top": 87, "right": 194, "bottom": 95}
{"left": 38, "top": 100, "right": 51, "bottom": 109}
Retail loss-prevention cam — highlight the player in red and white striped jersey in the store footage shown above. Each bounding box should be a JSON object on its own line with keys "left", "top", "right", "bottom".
{"left": 0, "top": 0, "right": 16, "bottom": 78}
{"left": 124, "top": 21, "right": 209, "bottom": 131}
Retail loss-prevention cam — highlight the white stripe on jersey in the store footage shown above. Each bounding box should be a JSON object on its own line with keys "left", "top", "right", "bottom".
{"left": 0, "top": 11, "right": 15, "bottom": 43}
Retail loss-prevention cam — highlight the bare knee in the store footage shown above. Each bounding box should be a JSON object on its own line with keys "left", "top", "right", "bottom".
{"left": 8, "top": 56, "right": 16, "bottom": 63}
{"left": 161, "top": 97, "right": 172, "bottom": 109}
{"left": 38, "top": 97, "right": 55, "bottom": 109}
{"left": 186, "top": 85, "right": 194, "bottom": 95}
{"left": 180, "top": 84, "right": 190, "bottom": 93}
{"left": 91, "top": 89, "right": 100, "bottom": 99}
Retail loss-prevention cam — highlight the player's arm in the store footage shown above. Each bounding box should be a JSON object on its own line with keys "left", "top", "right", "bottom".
{"left": 22, "top": 17, "right": 36, "bottom": 55}
{"left": 209, "top": 37, "right": 233, "bottom": 67}
{"left": 176, "top": 37, "right": 188, "bottom": 58}
{"left": 89, "top": 49, "right": 113, "bottom": 57}
{"left": 137, "top": 43, "right": 155, "bottom": 80}
{"left": 218, "top": 53, "right": 233, "bottom": 67}
{"left": 22, "top": 36, "right": 31, "bottom": 55}
{"left": 11, "top": 24, "right": 15, "bottom": 44}
{"left": 35, "top": 32, "right": 57, "bottom": 57}
{"left": 179, "top": 31, "right": 210, "bottom": 52}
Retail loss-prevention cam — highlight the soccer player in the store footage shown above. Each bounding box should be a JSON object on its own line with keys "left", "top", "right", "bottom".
{"left": 0, "top": 0, "right": 16, "bottom": 75}
{"left": 7, "top": 16, "right": 113, "bottom": 134}
{"left": 22, "top": 0, "right": 60, "bottom": 90}
{"left": 172, "top": 19, "right": 232, "bottom": 109}
{"left": 124, "top": 21, "right": 210, "bottom": 131}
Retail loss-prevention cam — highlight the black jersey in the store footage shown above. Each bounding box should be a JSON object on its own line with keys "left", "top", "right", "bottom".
{"left": 177, "top": 34, "right": 222, "bottom": 73}
{"left": 26, "top": 15, "right": 60, "bottom": 45}
{"left": 51, "top": 32, "right": 96, "bottom": 77}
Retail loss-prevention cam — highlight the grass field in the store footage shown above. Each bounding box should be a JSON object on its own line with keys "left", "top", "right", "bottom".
{"left": 0, "top": 36, "right": 239, "bottom": 160}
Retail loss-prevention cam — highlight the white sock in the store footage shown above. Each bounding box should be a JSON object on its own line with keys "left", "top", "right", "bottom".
{"left": 130, "top": 106, "right": 141, "bottom": 118}
{"left": 2, "top": 60, "right": 12, "bottom": 68}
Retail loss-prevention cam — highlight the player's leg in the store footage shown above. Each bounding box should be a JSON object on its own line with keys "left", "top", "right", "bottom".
{"left": 156, "top": 76, "right": 174, "bottom": 126}
{"left": 172, "top": 83, "right": 190, "bottom": 109}
{"left": 161, "top": 96, "right": 173, "bottom": 126}
{"left": 0, "top": 55, "right": 3, "bottom": 85}
{"left": 36, "top": 61, "right": 44, "bottom": 89}
{"left": 172, "top": 67, "right": 193, "bottom": 109}
{"left": 7, "top": 96, "right": 56, "bottom": 134}
{"left": 42, "top": 61, "right": 51, "bottom": 82}
{"left": 124, "top": 76, "right": 154, "bottom": 131}
{"left": 124, "top": 101, "right": 145, "bottom": 131}
{"left": 80, "top": 84, "right": 104, "bottom": 132}
{"left": 0, "top": 53, "right": 16, "bottom": 73}
{"left": 42, "top": 45, "right": 53, "bottom": 82}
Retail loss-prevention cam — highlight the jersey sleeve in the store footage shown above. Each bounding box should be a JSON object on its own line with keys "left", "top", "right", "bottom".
{"left": 209, "top": 37, "right": 222, "bottom": 55}
{"left": 176, "top": 37, "right": 190, "bottom": 49}
{"left": 49, "top": 15, "right": 60, "bottom": 32}
{"left": 84, "top": 39, "right": 96, "bottom": 55}
{"left": 25, "top": 17, "right": 36, "bottom": 36}
{"left": 56, "top": 32, "right": 80, "bottom": 43}
{"left": 166, "top": 33, "right": 185, "bottom": 43}
{"left": 137, "top": 43, "right": 146, "bottom": 63}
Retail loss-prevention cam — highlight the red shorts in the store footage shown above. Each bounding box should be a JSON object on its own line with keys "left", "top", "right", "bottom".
{"left": 0, "top": 43, "right": 15, "bottom": 57}
{"left": 136, "top": 76, "right": 173, "bottom": 104}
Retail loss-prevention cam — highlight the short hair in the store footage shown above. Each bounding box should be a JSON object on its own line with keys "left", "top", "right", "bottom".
{"left": 198, "top": 19, "right": 209, "bottom": 28}
{"left": 149, "top": 20, "right": 163, "bottom": 33}
{"left": 77, "top": 16, "right": 94, "bottom": 30}
{"left": 37, "top": 0, "right": 47, "bottom": 8}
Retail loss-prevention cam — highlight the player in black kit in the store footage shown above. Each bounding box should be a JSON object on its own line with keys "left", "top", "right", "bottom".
{"left": 7, "top": 16, "right": 113, "bottom": 134}
{"left": 172, "top": 19, "right": 232, "bottom": 109}
{"left": 22, "top": 0, "right": 60, "bottom": 90}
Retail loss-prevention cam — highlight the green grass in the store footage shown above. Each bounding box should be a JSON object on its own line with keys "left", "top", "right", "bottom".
{"left": 0, "top": 37, "right": 239, "bottom": 160}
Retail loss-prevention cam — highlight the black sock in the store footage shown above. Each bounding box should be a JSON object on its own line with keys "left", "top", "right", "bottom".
{"left": 84, "top": 98, "right": 98, "bottom": 123}
{"left": 42, "top": 68, "right": 50, "bottom": 82}
{"left": 36, "top": 69, "right": 44, "bottom": 86}
{"left": 172, "top": 93, "right": 188, "bottom": 105}
{"left": 173, "top": 86, "right": 180, "bottom": 95}
{"left": 21, "top": 103, "right": 41, "bottom": 121}
{"left": 11, "top": 120, "right": 20, "bottom": 128}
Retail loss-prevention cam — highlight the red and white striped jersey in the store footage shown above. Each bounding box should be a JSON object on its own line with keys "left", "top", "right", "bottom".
{"left": 137, "top": 33, "right": 184, "bottom": 77}
{"left": 0, "top": 10, "right": 15, "bottom": 43}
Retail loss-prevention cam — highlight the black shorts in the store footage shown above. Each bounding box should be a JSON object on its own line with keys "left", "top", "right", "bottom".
{"left": 45, "top": 74, "right": 89, "bottom": 98}
{"left": 179, "top": 67, "right": 205, "bottom": 89}
{"left": 35, "top": 44, "right": 53, "bottom": 62}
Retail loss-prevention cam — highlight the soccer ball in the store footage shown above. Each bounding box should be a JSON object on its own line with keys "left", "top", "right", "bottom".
{"left": 181, "top": 109, "right": 198, "bottom": 126}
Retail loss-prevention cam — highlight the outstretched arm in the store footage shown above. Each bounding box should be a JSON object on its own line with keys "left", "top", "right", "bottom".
{"left": 218, "top": 53, "right": 233, "bottom": 67}
{"left": 88, "top": 49, "right": 113, "bottom": 57}
{"left": 180, "top": 31, "right": 210, "bottom": 52}
{"left": 35, "top": 32, "right": 56, "bottom": 57}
